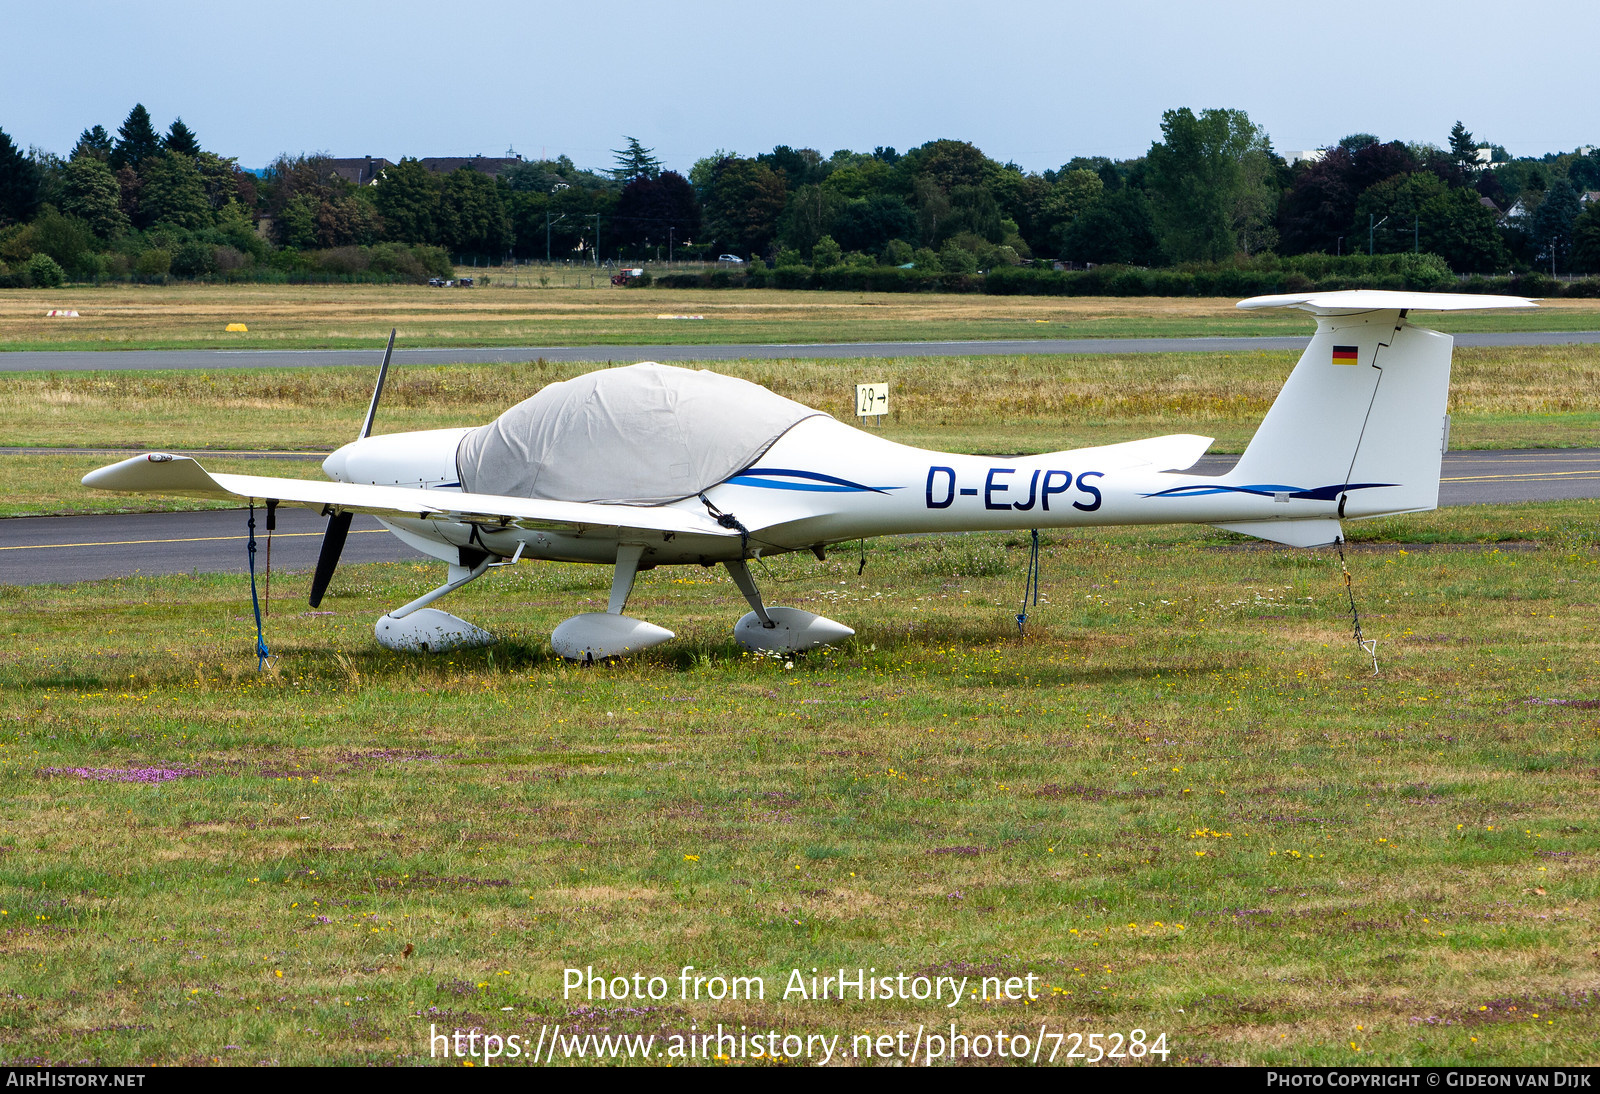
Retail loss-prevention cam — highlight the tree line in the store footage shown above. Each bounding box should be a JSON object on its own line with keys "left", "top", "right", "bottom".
{"left": 2, "top": 105, "right": 1598, "bottom": 289}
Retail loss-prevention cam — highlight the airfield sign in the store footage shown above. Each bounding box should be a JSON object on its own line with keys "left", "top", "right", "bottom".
{"left": 855, "top": 382, "right": 889, "bottom": 419}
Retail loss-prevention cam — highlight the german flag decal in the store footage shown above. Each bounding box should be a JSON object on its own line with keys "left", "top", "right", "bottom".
{"left": 1332, "top": 345, "right": 1359, "bottom": 365}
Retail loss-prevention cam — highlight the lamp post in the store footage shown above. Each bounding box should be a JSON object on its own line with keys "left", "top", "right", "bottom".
{"left": 546, "top": 212, "right": 567, "bottom": 264}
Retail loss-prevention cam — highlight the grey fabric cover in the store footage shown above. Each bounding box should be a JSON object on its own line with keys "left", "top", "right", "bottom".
{"left": 455, "top": 362, "right": 824, "bottom": 505}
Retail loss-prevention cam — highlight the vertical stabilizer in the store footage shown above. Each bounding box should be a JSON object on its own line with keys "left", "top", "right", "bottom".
{"left": 1227, "top": 291, "right": 1534, "bottom": 523}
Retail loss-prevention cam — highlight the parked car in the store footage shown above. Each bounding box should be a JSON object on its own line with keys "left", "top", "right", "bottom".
{"left": 717, "top": 254, "right": 744, "bottom": 264}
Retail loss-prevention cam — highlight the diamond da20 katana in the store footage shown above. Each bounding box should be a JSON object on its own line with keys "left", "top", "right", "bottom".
{"left": 83, "top": 290, "right": 1532, "bottom": 660}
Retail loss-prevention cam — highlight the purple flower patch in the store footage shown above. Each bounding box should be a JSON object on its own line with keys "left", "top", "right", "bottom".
{"left": 43, "top": 766, "right": 200, "bottom": 784}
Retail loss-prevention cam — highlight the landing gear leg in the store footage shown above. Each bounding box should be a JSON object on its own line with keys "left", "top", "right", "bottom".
{"left": 609, "top": 543, "right": 645, "bottom": 615}
{"left": 724, "top": 558, "right": 773, "bottom": 627}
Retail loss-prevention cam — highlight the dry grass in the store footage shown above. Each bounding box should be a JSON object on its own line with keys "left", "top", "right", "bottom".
{"left": 3, "top": 283, "right": 1598, "bottom": 350}
{"left": 4, "top": 344, "right": 1594, "bottom": 450}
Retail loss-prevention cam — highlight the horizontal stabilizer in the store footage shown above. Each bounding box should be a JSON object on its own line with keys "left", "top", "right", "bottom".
{"left": 1065, "top": 433, "right": 1212, "bottom": 473}
{"left": 1237, "top": 290, "right": 1535, "bottom": 316}
{"left": 1210, "top": 519, "right": 1343, "bottom": 548}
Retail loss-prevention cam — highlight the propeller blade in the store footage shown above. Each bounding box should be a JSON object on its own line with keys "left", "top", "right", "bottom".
{"left": 359, "top": 329, "right": 397, "bottom": 440}
{"left": 308, "top": 510, "right": 354, "bottom": 608}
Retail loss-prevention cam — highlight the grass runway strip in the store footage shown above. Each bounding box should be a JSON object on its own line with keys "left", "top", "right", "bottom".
{"left": 0, "top": 510, "right": 1597, "bottom": 1065}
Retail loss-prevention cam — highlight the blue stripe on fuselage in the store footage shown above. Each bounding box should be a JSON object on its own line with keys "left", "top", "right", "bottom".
{"left": 727, "top": 468, "right": 900, "bottom": 494}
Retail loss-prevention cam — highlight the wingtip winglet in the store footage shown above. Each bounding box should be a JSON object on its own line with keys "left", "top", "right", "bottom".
{"left": 81, "top": 452, "right": 224, "bottom": 495}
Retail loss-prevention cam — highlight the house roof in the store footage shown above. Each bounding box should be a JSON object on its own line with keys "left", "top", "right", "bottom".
{"left": 325, "top": 157, "right": 393, "bottom": 186}
{"left": 418, "top": 155, "right": 523, "bottom": 177}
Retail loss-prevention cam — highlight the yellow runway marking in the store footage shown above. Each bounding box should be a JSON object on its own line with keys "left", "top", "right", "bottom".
{"left": 0, "top": 529, "right": 388, "bottom": 551}
{"left": 1442, "top": 470, "right": 1600, "bottom": 483}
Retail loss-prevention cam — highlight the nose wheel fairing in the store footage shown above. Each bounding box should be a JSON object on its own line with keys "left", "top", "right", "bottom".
{"left": 375, "top": 608, "right": 495, "bottom": 652}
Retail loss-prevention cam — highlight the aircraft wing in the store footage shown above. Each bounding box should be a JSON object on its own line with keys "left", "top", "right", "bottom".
{"left": 82, "top": 453, "right": 738, "bottom": 540}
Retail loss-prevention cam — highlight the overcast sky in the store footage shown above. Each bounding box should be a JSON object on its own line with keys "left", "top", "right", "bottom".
{"left": 6, "top": 1, "right": 1597, "bottom": 173}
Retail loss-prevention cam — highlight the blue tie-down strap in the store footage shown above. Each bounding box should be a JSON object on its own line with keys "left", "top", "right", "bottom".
{"left": 1016, "top": 529, "right": 1040, "bottom": 636}
{"left": 247, "top": 504, "right": 271, "bottom": 670}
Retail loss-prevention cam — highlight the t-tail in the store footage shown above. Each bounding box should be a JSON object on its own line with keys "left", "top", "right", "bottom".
{"left": 1209, "top": 290, "right": 1535, "bottom": 547}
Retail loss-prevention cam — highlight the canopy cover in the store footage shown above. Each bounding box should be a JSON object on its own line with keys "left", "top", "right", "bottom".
{"left": 455, "top": 362, "right": 824, "bottom": 505}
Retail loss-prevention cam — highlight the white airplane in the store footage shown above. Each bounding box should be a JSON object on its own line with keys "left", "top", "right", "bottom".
{"left": 84, "top": 290, "right": 1532, "bottom": 660}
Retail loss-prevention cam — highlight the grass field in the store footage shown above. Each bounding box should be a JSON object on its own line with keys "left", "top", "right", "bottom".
{"left": 1, "top": 503, "right": 1597, "bottom": 1066}
{"left": 3, "top": 284, "right": 1599, "bottom": 352}
{"left": 4, "top": 343, "right": 1597, "bottom": 518}
{"left": 4, "top": 292, "right": 1597, "bottom": 1066}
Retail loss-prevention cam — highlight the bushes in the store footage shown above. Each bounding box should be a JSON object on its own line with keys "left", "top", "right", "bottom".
{"left": 0, "top": 232, "right": 451, "bottom": 284}
{"left": 981, "top": 252, "right": 1475, "bottom": 298}
{"left": 773, "top": 265, "right": 815, "bottom": 290}
{"left": 170, "top": 240, "right": 216, "bottom": 279}
{"left": 134, "top": 249, "right": 171, "bottom": 281}
{"left": 5, "top": 253, "right": 66, "bottom": 287}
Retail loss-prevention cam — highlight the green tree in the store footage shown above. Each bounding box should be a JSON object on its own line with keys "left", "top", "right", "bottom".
{"left": 139, "top": 151, "right": 211, "bottom": 229}
{"left": 810, "top": 234, "right": 842, "bottom": 267}
{"left": 701, "top": 158, "right": 788, "bottom": 256}
{"left": 16, "top": 208, "right": 97, "bottom": 276}
{"left": 937, "top": 239, "right": 979, "bottom": 273}
{"left": 1530, "top": 179, "right": 1582, "bottom": 271}
{"left": 1447, "top": 121, "right": 1479, "bottom": 180}
{"left": 777, "top": 184, "right": 846, "bottom": 255}
{"left": 1569, "top": 203, "right": 1600, "bottom": 273}
{"left": 901, "top": 139, "right": 997, "bottom": 195}
{"left": 72, "top": 126, "right": 113, "bottom": 161}
{"left": 1039, "top": 169, "right": 1104, "bottom": 240}
{"left": 942, "top": 185, "right": 1005, "bottom": 244}
{"left": 25, "top": 252, "right": 65, "bottom": 287}
{"left": 1417, "top": 188, "right": 1508, "bottom": 271}
{"left": 610, "top": 137, "right": 662, "bottom": 183}
{"left": 0, "top": 128, "right": 39, "bottom": 227}
{"left": 134, "top": 248, "right": 171, "bottom": 280}
{"left": 110, "top": 104, "right": 162, "bottom": 171}
{"left": 1353, "top": 172, "right": 1508, "bottom": 271}
{"left": 195, "top": 152, "right": 244, "bottom": 212}
{"left": 374, "top": 157, "right": 441, "bottom": 243}
{"left": 1145, "top": 107, "right": 1278, "bottom": 262}
{"left": 830, "top": 194, "right": 916, "bottom": 256}
{"left": 688, "top": 150, "right": 733, "bottom": 197}
{"left": 613, "top": 171, "right": 700, "bottom": 253}
{"left": 1036, "top": 168, "right": 1100, "bottom": 254}
{"left": 1061, "top": 188, "right": 1162, "bottom": 266}
{"left": 61, "top": 155, "right": 131, "bottom": 238}
{"left": 164, "top": 118, "right": 202, "bottom": 157}
{"left": 819, "top": 157, "right": 891, "bottom": 199}
{"left": 882, "top": 238, "right": 913, "bottom": 265}
{"left": 912, "top": 176, "right": 950, "bottom": 246}
{"left": 436, "top": 167, "right": 511, "bottom": 256}
{"left": 315, "top": 192, "right": 382, "bottom": 247}
{"left": 276, "top": 193, "right": 317, "bottom": 249}
{"left": 757, "top": 145, "right": 826, "bottom": 189}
